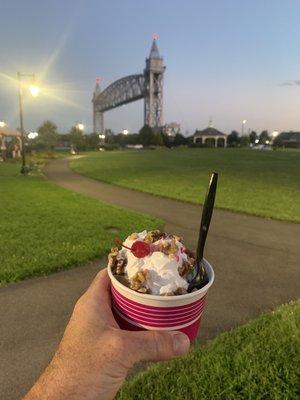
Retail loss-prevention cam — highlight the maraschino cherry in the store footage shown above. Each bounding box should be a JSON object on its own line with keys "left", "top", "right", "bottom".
{"left": 115, "top": 238, "right": 151, "bottom": 258}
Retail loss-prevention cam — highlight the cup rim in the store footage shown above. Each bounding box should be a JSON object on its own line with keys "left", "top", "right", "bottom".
{"left": 108, "top": 258, "right": 214, "bottom": 301}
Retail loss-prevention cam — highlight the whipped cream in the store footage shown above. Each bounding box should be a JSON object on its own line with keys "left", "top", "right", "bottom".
{"left": 121, "top": 230, "right": 189, "bottom": 295}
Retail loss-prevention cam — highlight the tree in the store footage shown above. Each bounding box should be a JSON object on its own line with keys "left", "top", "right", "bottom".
{"left": 126, "top": 133, "right": 140, "bottom": 145}
{"left": 138, "top": 125, "right": 156, "bottom": 146}
{"left": 259, "top": 130, "right": 270, "bottom": 144}
{"left": 186, "top": 135, "right": 195, "bottom": 146}
{"left": 249, "top": 131, "right": 258, "bottom": 144}
{"left": 69, "top": 126, "right": 86, "bottom": 151}
{"left": 86, "top": 133, "right": 100, "bottom": 149}
{"left": 240, "top": 135, "right": 250, "bottom": 147}
{"left": 37, "top": 120, "right": 59, "bottom": 150}
{"left": 173, "top": 133, "right": 187, "bottom": 146}
{"left": 105, "top": 129, "right": 117, "bottom": 145}
{"left": 154, "top": 131, "right": 164, "bottom": 146}
{"left": 273, "top": 135, "right": 283, "bottom": 148}
{"left": 227, "top": 131, "right": 240, "bottom": 147}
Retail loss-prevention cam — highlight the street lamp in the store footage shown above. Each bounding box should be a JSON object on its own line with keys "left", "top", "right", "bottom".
{"left": 29, "top": 85, "right": 40, "bottom": 97}
{"left": 28, "top": 132, "right": 38, "bottom": 139}
{"left": 99, "top": 134, "right": 105, "bottom": 145}
{"left": 122, "top": 129, "right": 129, "bottom": 135}
{"left": 0, "top": 121, "right": 6, "bottom": 128}
{"left": 76, "top": 123, "right": 84, "bottom": 131}
{"left": 241, "top": 120, "right": 247, "bottom": 136}
{"left": 18, "top": 72, "right": 40, "bottom": 174}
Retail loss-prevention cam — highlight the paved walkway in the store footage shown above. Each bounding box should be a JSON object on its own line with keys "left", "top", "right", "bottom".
{"left": 1, "top": 156, "right": 299, "bottom": 400}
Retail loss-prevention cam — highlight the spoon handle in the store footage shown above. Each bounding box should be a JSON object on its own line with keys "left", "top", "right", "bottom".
{"left": 196, "top": 172, "right": 218, "bottom": 264}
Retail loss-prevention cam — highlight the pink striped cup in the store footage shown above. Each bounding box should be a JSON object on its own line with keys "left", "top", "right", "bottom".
{"left": 108, "top": 258, "right": 214, "bottom": 341}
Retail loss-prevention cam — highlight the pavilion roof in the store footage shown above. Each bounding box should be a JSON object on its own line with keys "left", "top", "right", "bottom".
{"left": 0, "top": 127, "right": 21, "bottom": 137}
{"left": 194, "top": 127, "right": 227, "bottom": 137}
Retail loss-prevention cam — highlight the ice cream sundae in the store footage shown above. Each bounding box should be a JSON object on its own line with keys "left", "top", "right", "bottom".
{"left": 108, "top": 230, "right": 197, "bottom": 296}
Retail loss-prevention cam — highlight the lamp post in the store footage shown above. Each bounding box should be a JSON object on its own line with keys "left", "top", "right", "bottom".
{"left": 241, "top": 120, "right": 247, "bottom": 136}
{"left": 99, "top": 133, "right": 105, "bottom": 146}
{"left": 18, "top": 72, "right": 40, "bottom": 174}
{"left": 99, "top": 134, "right": 105, "bottom": 145}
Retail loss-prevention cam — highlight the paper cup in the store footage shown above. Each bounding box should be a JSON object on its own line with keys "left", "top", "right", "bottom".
{"left": 108, "top": 258, "right": 214, "bottom": 341}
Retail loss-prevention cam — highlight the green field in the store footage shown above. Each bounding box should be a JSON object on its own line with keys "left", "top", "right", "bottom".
{"left": 117, "top": 301, "right": 299, "bottom": 400}
{"left": 71, "top": 148, "right": 300, "bottom": 222}
{"left": 0, "top": 163, "right": 161, "bottom": 284}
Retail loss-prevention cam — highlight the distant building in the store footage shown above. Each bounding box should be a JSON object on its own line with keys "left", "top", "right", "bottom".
{"left": 276, "top": 131, "right": 300, "bottom": 148}
{"left": 193, "top": 122, "right": 227, "bottom": 147}
{"left": 0, "top": 127, "right": 22, "bottom": 159}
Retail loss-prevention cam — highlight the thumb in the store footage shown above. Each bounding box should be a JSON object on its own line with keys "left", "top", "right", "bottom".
{"left": 127, "top": 330, "right": 190, "bottom": 364}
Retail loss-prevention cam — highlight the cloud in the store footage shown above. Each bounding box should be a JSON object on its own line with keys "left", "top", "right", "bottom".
{"left": 280, "top": 80, "right": 300, "bottom": 86}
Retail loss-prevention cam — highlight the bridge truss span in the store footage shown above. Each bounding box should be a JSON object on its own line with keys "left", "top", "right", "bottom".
{"left": 94, "top": 74, "right": 146, "bottom": 113}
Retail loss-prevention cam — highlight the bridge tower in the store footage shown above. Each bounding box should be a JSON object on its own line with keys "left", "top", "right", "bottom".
{"left": 144, "top": 38, "right": 165, "bottom": 129}
{"left": 93, "top": 77, "right": 103, "bottom": 133}
{"left": 92, "top": 38, "right": 165, "bottom": 132}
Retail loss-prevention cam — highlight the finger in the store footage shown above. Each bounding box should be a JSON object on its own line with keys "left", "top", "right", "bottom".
{"left": 86, "top": 268, "right": 111, "bottom": 303}
{"left": 81, "top": 268, "right": 119, "bottom": 328}
{"left": 126, "top": 330, "right": 190, "bottom": 364}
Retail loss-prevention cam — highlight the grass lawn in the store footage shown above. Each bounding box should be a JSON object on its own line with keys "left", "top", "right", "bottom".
{"left": 117, "top": 301, "right": 300, "bottom": 400}
{"left": 70, "top": 148, "right": 300, "bottom": 222}
{"left": 0, "top": 162, "right": 161, "bottom": 284}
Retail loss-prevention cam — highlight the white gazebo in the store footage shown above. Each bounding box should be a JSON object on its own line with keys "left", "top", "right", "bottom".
{"left": 0, "top": 127, "right": 22, "bottom": 159}
{"left": 193, "top": 125, "right": 227, "bottom": 148}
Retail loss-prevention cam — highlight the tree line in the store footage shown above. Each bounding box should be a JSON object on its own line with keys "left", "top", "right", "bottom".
{"left": 27, "top": 121, "right": 188, "bottom": 151}
{"left": 26, "top": 120, "right": 279, "bottom": 151}
{"left": 226, "top": 130, "right": 271, "bottom": 147}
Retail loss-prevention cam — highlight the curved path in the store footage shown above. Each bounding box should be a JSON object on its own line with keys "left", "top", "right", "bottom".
{"left": 1, "top": 156, "right": 299, "bottom": 400}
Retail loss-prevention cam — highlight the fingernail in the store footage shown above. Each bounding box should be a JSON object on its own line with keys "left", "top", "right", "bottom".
{"left": 171, "top": 332, "right": 190, "bottom": 356}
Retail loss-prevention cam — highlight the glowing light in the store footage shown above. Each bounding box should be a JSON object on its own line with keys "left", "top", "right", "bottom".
{"left": 76, "top": 123, "right": 84, "bottom": 131}
{"left": 29, "top": 85, "right": 40, "bottom": 97}
{"left": 0, "top": 121, "right": 6, "bottom": 128}
{"left": 122, "top": 129, "right": 129, "bottom": 135}
{"left": 272, "top": 130, "right": 279, "bottom": 137}
{"left": 28, "top": 132, "right": 38, "bottom": 139}
{"left": 0, "top": 45, "right": 90, "bottom": 121}
{"left": 255, "top": 139, "right": 259, "bottom": 144}
{"left": 242, "top": 120, "right": 247, "bottom": 124}
{"left": 266, "top": 140, "right": 270, "bottom": 144}
{"left": 99, "top": 134, "right": 105, "bottom": 139}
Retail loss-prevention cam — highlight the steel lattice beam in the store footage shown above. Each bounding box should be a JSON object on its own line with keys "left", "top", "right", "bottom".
{"left": 94, "top": 74, "right": 146, "bottom": 112}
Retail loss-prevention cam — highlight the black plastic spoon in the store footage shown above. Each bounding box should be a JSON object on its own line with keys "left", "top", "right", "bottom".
{"left": 187, "top": 172, "right": 218, "bottom": 292}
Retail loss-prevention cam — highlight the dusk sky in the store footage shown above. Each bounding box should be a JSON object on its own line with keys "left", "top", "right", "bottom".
{"left": 1, "top": 0, "right": 300, "bottom": 135}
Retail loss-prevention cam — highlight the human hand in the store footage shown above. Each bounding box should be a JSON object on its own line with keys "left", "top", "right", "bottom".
{"left": 24, "top": 268, "right": 190, "bottom": 400}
